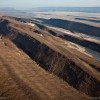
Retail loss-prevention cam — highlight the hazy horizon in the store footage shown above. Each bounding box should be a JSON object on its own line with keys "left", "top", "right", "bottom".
{"left": 0, "top": 0, "right": 100, "bottom": 10}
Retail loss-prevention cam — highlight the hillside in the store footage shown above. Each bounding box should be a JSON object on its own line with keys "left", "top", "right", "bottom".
{"left": 0, "top": 16, "right": 100, "bottom": 99}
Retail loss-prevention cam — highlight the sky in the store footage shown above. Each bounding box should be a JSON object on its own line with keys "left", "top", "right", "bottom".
{"left": 0, "top": 0, "right": 100, "bottom": 10}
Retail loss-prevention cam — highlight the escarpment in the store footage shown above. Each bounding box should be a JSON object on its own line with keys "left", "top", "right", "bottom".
{"left": 34, "top": 23, "right": 100, "bottom": 53}
{"left": 0, "top": 37, "right": 90, "bottom": 100}
{"left": 60, "top": 34, "right": 100, "bottom": 53}
{"left": 8, "top": 32, "right": 99, "bottom": 97}
{"left": 0, "top": 17, "right": 100, "bottom": 98}
{"left": 43, "top": 18, "right": 100, "bottom": 37}
{"left": 0, "top": 19, "right": 10, "bottom": 35}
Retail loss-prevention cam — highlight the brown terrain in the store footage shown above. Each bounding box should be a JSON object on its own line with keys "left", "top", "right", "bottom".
{"left": 0, "top": 15, "right": 100, "bottom": 100}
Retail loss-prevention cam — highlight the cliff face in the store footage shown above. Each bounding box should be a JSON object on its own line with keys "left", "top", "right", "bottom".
{"left": 44, "top": 18, "right": 100, "bottom": 37}
{"left": 9, "top": 32, "right": 99, "bottom": 97}
{"left": 34, "top": 23, "right": 100, "bottom": 53}
{"left": 0, "top": 17, "right": 100, "bottom": 97}
{"left": 0, "top": 19, "right": 10, "bottom": 35}
{"left": 0, "top": 37, "right": 90, "bottom": 100}
{"left": 60, "top": 34, "right": 100, "bottom": 53}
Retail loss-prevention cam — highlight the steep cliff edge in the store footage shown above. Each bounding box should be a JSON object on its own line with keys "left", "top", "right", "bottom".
{"left": 0, "top": 17, "right": 100, "bottom": 97}
{"left": 0, "top": 38, "right": 90, "bottom": 100}
{"left": 11, "top": 33, "right": 100, "bottom": 97}
{"left": 43, "top": 18, "right": 100, "bottom": 37}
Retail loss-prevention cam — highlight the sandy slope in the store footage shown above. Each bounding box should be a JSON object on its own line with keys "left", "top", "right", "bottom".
{"left": 0, "top": 38, "right": 89, "bottom": 100}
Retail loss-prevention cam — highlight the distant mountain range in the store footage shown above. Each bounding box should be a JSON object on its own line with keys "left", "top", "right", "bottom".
{"left": 29, "top": 7, "right": 100, "bottom": 13}
{"left": 0, "top": 7, "right": 100, "bottom": 13}
{"left": 0, "top": 7, "right": 18, "bottom": 12}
